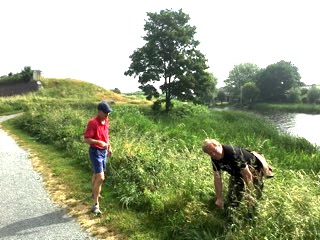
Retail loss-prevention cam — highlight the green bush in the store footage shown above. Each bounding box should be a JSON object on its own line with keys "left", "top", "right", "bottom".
{"left": 14, "top": 102, "right": 91, "bottom": 169}
{"left": 0, "top": 97, "right": 29, "bottom": 114}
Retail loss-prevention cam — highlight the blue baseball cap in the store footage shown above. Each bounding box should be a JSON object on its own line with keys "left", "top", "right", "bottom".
{"left": 97, "top": 101, "right": 112, "bottom": 114}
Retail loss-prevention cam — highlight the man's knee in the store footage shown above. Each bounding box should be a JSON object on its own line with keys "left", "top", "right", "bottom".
{"left": 95, "top": 173, "right": 105, "bottom": 183}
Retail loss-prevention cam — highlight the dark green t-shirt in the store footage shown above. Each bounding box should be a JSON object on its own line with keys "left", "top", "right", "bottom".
{"left": 211, "top": 144, "right": 261, "bottom": 177}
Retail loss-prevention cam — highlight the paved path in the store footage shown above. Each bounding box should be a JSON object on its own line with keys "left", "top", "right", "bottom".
{"left": 0, "top": 114, "right": 94, "bottom": 240}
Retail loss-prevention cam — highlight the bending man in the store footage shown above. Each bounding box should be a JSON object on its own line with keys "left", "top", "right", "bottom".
{"left": 202, "top": 139, "right": 273, "bottom": 210}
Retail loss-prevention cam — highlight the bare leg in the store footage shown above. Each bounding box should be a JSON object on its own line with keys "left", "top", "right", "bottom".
{"left": 91, "top": 174, "right": 95, "bottom": 194}
{"left": 92, "top": 172, "right": 105, "bottom": 205}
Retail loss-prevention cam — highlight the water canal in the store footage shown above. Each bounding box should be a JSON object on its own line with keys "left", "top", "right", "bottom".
{"left": 258, "top": 112, "right": 320, "bottom": 147}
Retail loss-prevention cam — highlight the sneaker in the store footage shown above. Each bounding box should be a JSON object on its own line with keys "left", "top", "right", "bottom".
{"left": 91, "top": 204, "right": 102, "bottom": 215}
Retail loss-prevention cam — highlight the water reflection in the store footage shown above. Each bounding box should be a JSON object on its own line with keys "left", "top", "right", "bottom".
{"left": 211, "top": 107, "right": 320, "bottom": 147}
{"left": 260, "top": 112, "right": 320, "bottom": 146}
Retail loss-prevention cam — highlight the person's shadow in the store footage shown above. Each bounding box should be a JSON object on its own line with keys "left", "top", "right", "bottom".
{"left": 0, "top": 210, "right": 72, "bottom": 238}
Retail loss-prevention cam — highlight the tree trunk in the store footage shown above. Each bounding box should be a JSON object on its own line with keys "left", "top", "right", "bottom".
{"left": 165, "top": 77, "right": 171, "bottom": 112}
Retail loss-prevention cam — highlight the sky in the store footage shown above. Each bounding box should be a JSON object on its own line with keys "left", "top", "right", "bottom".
{"left": 1, "top": 0, "right": 319, "bottom": 93}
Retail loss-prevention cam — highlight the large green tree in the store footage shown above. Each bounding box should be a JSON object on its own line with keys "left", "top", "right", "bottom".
{"left": 20, "top": 66, "right": 33, "bottom": 82}
{"left": 307, "top": 85, "right": 320, "bottom": 103}
{"left": 224, "top": 63, "right": 260, "bottom": 102}
{"left": 124, "top": 9, "right": 215, "bottom": 111}
{"left": 256, "top": 60, "right": 302, "bottom": 102}
{"left": 242, "top": 82, "right": 260, "bottom": 104}
{"left": 217, "top": 89, "right": 227, "bottom": 104}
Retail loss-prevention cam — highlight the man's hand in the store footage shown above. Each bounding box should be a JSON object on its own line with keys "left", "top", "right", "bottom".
{"left": 107, "top": 148, "right": 112, "bottom": 157}
{"left": 215, "top": 198, "right": 224, "bottom": 209}
{"left": 99, "top": 140, "right": 108, "bottom": 149}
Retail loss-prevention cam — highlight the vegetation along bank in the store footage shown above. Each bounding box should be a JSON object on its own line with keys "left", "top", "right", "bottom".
{"left": 0, "top": 78, "right": 319, "bottom": 239}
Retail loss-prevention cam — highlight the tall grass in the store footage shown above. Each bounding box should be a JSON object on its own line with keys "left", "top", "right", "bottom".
{"left": 9, "top": 100, "right": 320, "bottom": 239}
{"left": 2, "top": 78, "right": 319, "bottom": 239}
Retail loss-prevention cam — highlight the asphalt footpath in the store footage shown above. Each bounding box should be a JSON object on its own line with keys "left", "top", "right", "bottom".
{"left": 0, "top": 114, "right": 94, "bottom": 240}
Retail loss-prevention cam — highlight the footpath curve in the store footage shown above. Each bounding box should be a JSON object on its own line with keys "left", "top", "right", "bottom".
{"left": 0, "top": 114, "right": 94, "bottom": 240}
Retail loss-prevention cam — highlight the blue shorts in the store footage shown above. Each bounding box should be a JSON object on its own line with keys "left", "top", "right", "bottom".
{"left": 89, "top": 147, "right": 107, "bottom": 174}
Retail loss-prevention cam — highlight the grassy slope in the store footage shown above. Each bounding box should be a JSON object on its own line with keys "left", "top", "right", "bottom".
{"left": 1, "top": 78, "right": 320, "bottom": 240}
{"left": 0, "top": 78, "right": 150, "bottom": 115}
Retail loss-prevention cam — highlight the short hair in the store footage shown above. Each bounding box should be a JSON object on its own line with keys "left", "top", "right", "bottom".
{"left": 202, "top": 138, "right": 220, "bottom": 152}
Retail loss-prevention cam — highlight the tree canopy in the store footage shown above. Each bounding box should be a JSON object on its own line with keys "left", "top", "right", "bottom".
{"left": 307, "top": 85, "right": 320, "bottom": 103}
{"left": 242, "top": 82, "right": 260, "bottom": 104}
{"left": 256, "top": 60, "right": 302, "bottom": 102}
{"left": 124, "top": 9, "right": 216, "bottom": 111}
{"left": 224, "top": 63, "right": 260, "bottom": 102}
{"left": 0, "top": 66, "right": 34, "bottom": 86}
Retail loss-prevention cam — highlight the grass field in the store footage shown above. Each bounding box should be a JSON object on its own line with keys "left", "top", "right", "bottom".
{"left": 1, "top": 78, "right": 319, "bottom": 239}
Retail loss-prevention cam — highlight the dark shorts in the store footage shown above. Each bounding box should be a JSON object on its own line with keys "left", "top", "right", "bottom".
{"left": 89, "top": 147, "right": 107, "bottom": 174}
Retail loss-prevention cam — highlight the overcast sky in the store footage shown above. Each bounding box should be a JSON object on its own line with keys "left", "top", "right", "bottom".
{"left": 1, "top": 0, "right": 319, "bottom": 93}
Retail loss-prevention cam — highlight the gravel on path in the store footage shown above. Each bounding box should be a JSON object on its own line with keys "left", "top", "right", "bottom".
{"left": 0, "top": 114, "right": 95, "bottom": 240}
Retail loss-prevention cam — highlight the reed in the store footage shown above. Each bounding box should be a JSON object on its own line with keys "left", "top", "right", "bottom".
{"left": 252, "top": 103, "right": 320, "bottom": 114}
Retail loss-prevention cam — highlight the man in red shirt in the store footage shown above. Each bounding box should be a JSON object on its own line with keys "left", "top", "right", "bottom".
{"left": 84, "top": 101, "right": 112, "bottom": 215}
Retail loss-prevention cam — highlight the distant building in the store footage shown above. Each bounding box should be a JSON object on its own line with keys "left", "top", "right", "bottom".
{"left": 32, "top": 70, "right": 42, "bottom": 90}
{"left": 32, "top": 70, "right": 41, "bottom": 81}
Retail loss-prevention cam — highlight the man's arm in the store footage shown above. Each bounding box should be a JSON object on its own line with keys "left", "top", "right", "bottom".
{"left": 213, "top": 171, "right": 224, "bottom": 209}
{"left": 240, "top": 165, "right": 253, "bottom": 186}
{"left": 240, "top": 165, "right": 256, "bottom": 205}
{"left": 84, "top": 137, "right": 108, "bottom": 149}
{"left": 107, "top": 141, "right": 112, "bottom": 157}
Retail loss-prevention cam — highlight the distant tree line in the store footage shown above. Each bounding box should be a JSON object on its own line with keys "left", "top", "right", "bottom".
{"left": 219, "top": 62, "right": 320, "bottom": 104}
{"left": 0, "top": 66, "right": 34, "bottom": 86}
{"left": 123, "top": 9, "right": 320, "bottom": 110}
